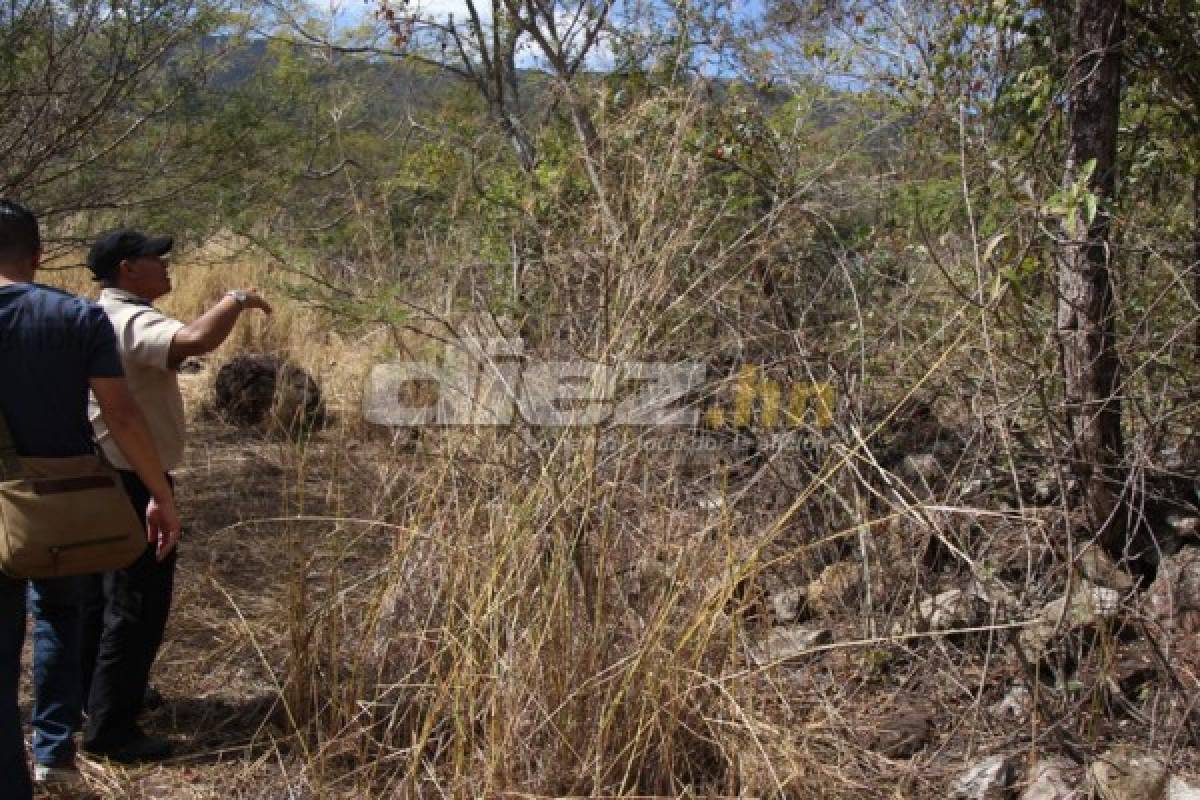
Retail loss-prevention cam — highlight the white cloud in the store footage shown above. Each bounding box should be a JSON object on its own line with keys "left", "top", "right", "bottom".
{"left": 415, "top": 0, "right": 489, "bottom": 22}
{"left": 409, "top": 1, "right": 614, "bottom": 70}
{"left": 341, "top": 0, "right": 614, "bottom": 70}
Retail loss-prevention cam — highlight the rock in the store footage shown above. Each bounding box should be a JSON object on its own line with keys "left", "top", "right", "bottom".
{"left": 961, "top": 478, "right": 987, "bottom": 497}
{"left": 747, "top": 625, "right": 831, "bottom": 666}
{"left": 1019, "top": 757, "right": 1076, "bottom": 800}
{"left": 991, "top": 685, "right": 1032, "bottom": 720}
{"left": 1089, "top": 747, "right": 1169, "bottom": 800}
{"left": 1113, "top": 649, "right": 1158, "bottom": 701}
{"left": 1079, "top": 546, "right": 1136, "bottom": 592}
{"left": 214, "top": 354, "right": 326, "bottom": 433}
{"left": 1169, "top": 777, "right": 1200, "bottom": 800}
{"left": 901, "top": 452, "right": 941, "bottom": 484}
{"left": 806, "top": 561, "right": 870, "bottom": 617}
{"left": 1146, "top": 548, "right": 1200, "bottom": 634}
{"left": 891, "top": 587, "right": 982, "bottom": 637}
{"left": 1071, "top": 583, "right": 1122, "bottom": 620}
{"left": 868, "top": 706, "right": 934, "bottom": 759}
{"left": 771, "top": 586, "right": 809, "bottom": 624}
{"left": 918, "top": 588, "right": 979, "bottom": 631}
{"left": 1018, "top": 581, "right": 1122, "bottom": 666}
{"left": 1033, "top": 479, "right": 1058, "bottom": 503}
{"left": 1166, "top": 514, "right": 1200, "bottom": 539}
{"left": 973, "top": 577, "right": 1022, "bottom": 613}
{"left": 620, "top": 556, "right": 672, "bottom": 599}
{"left": 952, "top": 754, "right": 1017, "bottom": 800}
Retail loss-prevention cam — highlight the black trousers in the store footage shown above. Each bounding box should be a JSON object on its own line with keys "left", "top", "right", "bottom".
{"left": 80, "top": 470, "right": 177, "bottom": 749}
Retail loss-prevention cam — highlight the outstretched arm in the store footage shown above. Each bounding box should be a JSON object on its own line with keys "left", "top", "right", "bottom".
{"left": 167, "top": 289, "right": 272, "bottom": 368}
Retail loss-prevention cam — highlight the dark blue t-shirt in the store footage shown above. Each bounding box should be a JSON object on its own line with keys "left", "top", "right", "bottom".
{"left": 0, "top": 282, "right": 123, "bottom": 457}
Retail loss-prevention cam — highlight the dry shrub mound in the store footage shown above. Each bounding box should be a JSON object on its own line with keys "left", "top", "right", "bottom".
{"left": 214, "top": 353, "right": 327, "bottom": 433}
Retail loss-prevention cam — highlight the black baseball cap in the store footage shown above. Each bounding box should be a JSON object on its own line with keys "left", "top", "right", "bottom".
{"left": 86, "top": 229, "right": 173, "bottom": 281}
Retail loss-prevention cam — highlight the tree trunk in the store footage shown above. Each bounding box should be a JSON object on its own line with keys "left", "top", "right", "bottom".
{"left": 499, "top": 107, "right": 537, "bottom": 173}
{"left": 1055, "top": 0, "right": 1127, "bottom": 557}
{"left": 563, "top": 92, "right": 616, "bottom": 231}
{"left": 1194, "top": 169, "right": 1200, "bottom": 358}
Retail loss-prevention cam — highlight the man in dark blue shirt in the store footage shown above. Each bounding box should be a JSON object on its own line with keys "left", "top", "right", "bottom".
{"left": 0, "top": 200, "right": 182, "bottom": 797}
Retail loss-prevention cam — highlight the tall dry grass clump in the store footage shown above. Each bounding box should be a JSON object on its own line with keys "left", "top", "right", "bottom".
{"left": 278, "top": 436, "right": 825, "bottom": 797}
{"left": 261, "top": 89, "right": 866, "bottom": 797}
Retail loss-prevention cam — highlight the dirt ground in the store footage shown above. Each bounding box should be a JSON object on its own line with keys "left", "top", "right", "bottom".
{"left": 21, "top": 411, "right": 395, "bottom": 800}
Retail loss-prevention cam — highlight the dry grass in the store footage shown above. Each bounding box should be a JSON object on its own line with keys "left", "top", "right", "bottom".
{"left": 88, "top": 388, "right": 1196, "bottom": 798}
{"left": 24, "top": 88, "right": 1200, "bottom": 799}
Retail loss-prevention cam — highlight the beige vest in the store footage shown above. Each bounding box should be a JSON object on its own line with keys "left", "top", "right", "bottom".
{"left": 89, "top": 289, "right": 186, "bottom": 471}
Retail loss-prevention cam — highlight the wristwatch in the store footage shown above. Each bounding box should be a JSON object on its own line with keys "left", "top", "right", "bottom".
{"left": 226, "top": 289, "right": 248, "bottom": 307}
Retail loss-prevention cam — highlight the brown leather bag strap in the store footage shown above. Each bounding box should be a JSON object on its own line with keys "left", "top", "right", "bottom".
{"left": 0, "top": 406, "right": 21, "bottom": 480}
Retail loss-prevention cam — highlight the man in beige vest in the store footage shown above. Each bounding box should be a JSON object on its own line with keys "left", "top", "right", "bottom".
{"left": 81, "top": 229, "right": 270, "bottom": 763}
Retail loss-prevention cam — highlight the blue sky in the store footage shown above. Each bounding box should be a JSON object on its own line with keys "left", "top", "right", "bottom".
{"left": 329, "top": 0, "right": 769, "bottom": 42}
{"left": 324, "top": 0, "right": 771, "bottom": 74}
{"left": 339, "top": 1, "right": 767, "bottom": 22}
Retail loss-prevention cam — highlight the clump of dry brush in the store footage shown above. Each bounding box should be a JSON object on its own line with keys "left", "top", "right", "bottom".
{"left": 263, "top": 85, "right": 1200, "bottom": 798}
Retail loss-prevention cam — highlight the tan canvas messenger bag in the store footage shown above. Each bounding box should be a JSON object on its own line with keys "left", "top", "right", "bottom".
{"left": 0, "top": 407, "right": 146, "bottom": 579}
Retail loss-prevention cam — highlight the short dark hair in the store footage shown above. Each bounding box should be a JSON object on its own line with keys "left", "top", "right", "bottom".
{"left": 0, "top": 199, "right": 40, "bottom": 267}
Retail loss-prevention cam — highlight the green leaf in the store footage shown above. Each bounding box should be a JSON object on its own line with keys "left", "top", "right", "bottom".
{"left": 983, "top": 232, "right": 1008, "bottom": 264}
{"left": 1083, "top": 192, "right": 1098, "bottom": 226}
{"left": 1078, "top": 158, "right": 1097, "bottom": 184}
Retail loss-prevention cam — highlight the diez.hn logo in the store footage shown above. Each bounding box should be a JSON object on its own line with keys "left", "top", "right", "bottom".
{"left": 363, "top": 336, "right": 832, "bottom": 429}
